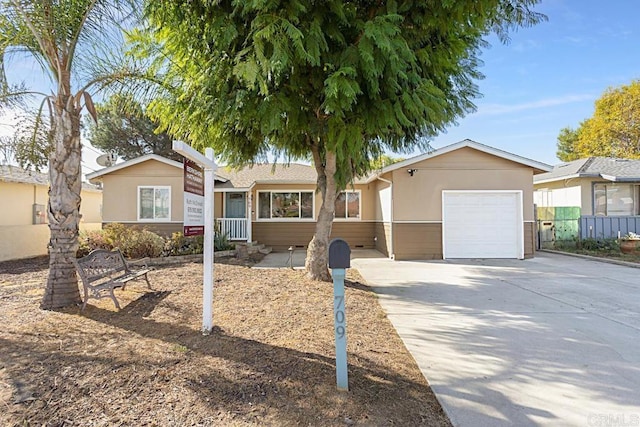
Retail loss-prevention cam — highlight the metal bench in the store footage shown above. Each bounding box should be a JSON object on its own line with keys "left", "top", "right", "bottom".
{"left": 72, "top": 249, "right": 152, "bottom": 310}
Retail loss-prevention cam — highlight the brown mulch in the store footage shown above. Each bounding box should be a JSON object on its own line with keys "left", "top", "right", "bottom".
{"left": 0, "top": 255, "right": 451, "bottom": 427}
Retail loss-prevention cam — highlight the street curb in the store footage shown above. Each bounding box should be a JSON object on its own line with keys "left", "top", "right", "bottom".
{"left": 540, "top": 249, "right": 640, "bottom": 269}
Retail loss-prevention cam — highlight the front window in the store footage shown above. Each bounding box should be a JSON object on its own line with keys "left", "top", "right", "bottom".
{"left": 334, "top": 191, "right": 360, "bottom": 219}
{"left": 258, "top": 191, "right": 314, "bottom": 219}
{"left": 138, "top": 186, "right": 171, "bottom": 220}
{"left": 594, "top": 183, "right": 640, "bottom": 216}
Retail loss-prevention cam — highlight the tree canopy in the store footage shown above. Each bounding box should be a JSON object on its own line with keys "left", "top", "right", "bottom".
{"left": 557, "top": 80, "right": 640, "bottom": 161}
{"left": 86, "top": 94, "right": 181, "bottom": 162}
{"left": 142, "top": 0, "right": 545, "bottom": 279}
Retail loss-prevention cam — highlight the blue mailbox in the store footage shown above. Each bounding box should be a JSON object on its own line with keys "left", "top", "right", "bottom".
{"left": 328, "top": 238, "right": 351, "bottom": 269}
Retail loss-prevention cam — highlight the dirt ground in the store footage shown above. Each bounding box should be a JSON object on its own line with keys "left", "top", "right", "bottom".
{"left": 0, "top": 255, "right": 451, "bottom": 426}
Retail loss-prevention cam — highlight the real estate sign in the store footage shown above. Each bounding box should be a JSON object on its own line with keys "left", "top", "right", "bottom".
{"left": 183, "top": 158, "right": 205, "bottom": 236}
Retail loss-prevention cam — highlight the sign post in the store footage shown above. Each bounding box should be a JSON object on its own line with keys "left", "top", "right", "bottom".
{"left": 173, "top": 141, "right": 217, "bottom": 335}
{"left": 328, "top": 238, "right": 351, "bottom": 391}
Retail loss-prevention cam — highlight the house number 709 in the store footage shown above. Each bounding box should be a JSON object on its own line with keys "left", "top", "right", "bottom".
{"left": 332, "top": 268, "right": 348, "bottom": 391}
{"left": 335, "top": 294, "right": 346, "bottom": 339}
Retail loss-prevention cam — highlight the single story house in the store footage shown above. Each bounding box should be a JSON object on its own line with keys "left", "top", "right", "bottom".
{"left": 87, "top": 139, "right": 550, "bottom": 260}
{"left": 534, "top": 157, "right": 640, "bottom": 240}
{"left": 0, "top": 165, "right": 103, "bottom": 262}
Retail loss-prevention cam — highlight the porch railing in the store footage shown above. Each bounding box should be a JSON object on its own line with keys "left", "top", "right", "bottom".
{"left": 216, "top": 218, "right": 248, "bottom": 241}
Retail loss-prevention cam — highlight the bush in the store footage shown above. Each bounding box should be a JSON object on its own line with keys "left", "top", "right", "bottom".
{"left": 103, "top": 222, "right": 130, "bottom": 249}
{"left": 577, "top": 237, "right": 619, "bottom": 251}
{"left": 164, "top": 232, "right": 204, "bottom": 256}
{"left": 119, "top": 230, "right": 165, "bottom": 259}
{"left": 77, "top": 229, "right": 112, "bottom": 257}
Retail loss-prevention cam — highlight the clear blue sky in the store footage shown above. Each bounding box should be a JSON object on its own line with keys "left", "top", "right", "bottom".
{"left": 424, "top": 0, "right": 640, "bottom": 166}
{"left": 2, "top": 0, "right": 639, "bottom": 174}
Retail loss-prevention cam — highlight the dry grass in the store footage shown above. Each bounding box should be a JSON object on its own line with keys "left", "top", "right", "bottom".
{"left": 0, "top": 255, "right": 450, "bottom": 426}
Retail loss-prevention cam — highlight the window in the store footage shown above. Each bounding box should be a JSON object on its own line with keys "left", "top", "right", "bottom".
{"left": 594, "top": 183, "right": 640, "bottom": 216}
{"left": 257, "top": 191, "right": 314, "bottom": 219}
{"left": 334, "top": 191, "right": 360, "bottom": 219}
{"left": 138, "top": 186, "right": 171, "bottom": 221}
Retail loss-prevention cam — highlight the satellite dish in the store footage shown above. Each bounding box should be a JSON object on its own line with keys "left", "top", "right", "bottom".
{"left": 96, "top": 153, "right": 117, "bottom": 167}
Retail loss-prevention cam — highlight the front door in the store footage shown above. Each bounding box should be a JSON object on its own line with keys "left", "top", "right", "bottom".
{"left": 225, "top": 192, "right": 246, "bottom": 218}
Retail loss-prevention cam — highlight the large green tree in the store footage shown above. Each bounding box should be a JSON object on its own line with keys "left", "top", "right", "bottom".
{"left": 557, "top": 80, "right": 640, "bottom": 161}
{"left": 144, "top": 0, "right": 545, "bottom": 280}
{"left": 86, "top": 93, "right": 181, "bottom": 161}
{"left": 0, "top": 0, "right": 140, "bottom": 309}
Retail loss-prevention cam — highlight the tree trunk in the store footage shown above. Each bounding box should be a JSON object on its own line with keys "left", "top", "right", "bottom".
{"left": 305, "top": 149, "right": 338, "bottom": 281}
{"left": 41, "top": 96, "right": 83, "bottom": 310}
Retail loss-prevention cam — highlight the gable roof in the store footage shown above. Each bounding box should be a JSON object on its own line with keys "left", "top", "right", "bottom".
{"left": 366, "top": 139, "right": 551, "bottom": 183}
{"left": 534, "top": 157, "right": 640, "bottom": 184}
{"left": 1, "top": 165, "right": 101, "bottom": 191}
{"left": 86, "top": 154, "right": 192, "bottom": 181}
{"left": 86, "top": 153, "right": 370, "bottom": 189}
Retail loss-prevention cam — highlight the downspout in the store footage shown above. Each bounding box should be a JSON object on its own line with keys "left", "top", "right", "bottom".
{"left": 376, "top": 176, "right": 394, "bottom": 259}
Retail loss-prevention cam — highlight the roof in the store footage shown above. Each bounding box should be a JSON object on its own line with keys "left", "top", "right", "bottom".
{"left": 534, "top": 157, "right": 640, "bottom": 184}
{"left": 86, "top": 154, "right": 367, "bottom": 189}
{"left": 1, "top": 164, "right": 101, "bottom": 191}
{"left": 87, "top": 154, "right": 188, "bottom": 181}
{"left": 216, "top": 163, "right": 319, "bottom": 188}
{"left": 366, "top": 139, "right": 552, "bottom": 183}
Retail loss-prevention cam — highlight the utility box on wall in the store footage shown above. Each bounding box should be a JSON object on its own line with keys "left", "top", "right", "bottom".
{"left": 33, "top": 204, "right": 46, "bottom": 224}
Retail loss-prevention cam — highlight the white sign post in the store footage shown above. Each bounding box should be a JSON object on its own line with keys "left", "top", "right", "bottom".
{"left": 173, "top": 141, "right": 217, "bottom": 335}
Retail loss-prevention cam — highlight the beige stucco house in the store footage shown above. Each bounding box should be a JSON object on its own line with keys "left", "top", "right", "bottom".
{"left": 534, "top": 157, "right": 640, "bottom": 239}
{"left": 0, "top": 165, "right": 103, "bottom": 262}
{"left": 87, "top": 139, "right": 550, "bottom": 260}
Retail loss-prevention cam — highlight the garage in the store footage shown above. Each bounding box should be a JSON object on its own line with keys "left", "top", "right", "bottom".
{"left": 442, "top": 190, "right": 524, "bottom": 259}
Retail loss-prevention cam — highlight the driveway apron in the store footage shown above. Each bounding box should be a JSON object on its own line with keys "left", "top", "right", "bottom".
{"left": 351, "top": 252, "right": 640, "bottom": 427}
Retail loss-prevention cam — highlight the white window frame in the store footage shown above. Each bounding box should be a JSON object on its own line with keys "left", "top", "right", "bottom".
{"left": 593, "top": 183, "right": 640, "bottom": 216}
{"left": 334, "top": 190, "right": 362, "bottom": 221}
{"left": 256, "top": 190, "right": 315, "bottom": 221}
{"left": 137, "top": 186, "right": 171, "bottom": 221}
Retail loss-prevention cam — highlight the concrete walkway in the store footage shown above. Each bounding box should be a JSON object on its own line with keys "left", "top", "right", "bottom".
{"left": 351, "top": 252, "right": 640, "bottom": 426}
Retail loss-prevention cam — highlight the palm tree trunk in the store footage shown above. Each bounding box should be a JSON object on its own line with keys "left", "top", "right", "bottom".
{"left": 305, "top": 149, "right": 338, "bottom": 281}
{"left": 41, "top": 97, "right": 83, "bottom": 310}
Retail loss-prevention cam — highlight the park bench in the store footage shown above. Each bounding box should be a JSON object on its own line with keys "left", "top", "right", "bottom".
{"left": 73, "top": 248, "right": 152, "bottom": 310}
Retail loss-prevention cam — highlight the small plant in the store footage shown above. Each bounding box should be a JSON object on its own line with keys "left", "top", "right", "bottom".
{"left": 214, "top": 231, "right": 234, "bottom": 251}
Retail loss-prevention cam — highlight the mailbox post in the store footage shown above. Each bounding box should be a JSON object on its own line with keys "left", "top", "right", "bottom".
{"left": 328, "top": 238, "right": 350, "bottom": 391}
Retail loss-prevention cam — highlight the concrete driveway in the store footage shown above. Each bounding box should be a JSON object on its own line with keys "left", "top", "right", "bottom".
{"left": 351, "top": 252, "right": 640, "bottom": 427}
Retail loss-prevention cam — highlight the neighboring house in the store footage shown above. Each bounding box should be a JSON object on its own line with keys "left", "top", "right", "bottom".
{"left": 534, "top": 157, "right": 640, "bottom": 240}
{"left": 0, "top": 165, "right": 103, "bottom": 262}
{"left": 87, "top": 139, "right": 550, "bottom": 260}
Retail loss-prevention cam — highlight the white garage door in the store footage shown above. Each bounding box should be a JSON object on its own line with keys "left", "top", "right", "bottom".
{"left": 442, "top": 191, "right": 523, "bottom": 259}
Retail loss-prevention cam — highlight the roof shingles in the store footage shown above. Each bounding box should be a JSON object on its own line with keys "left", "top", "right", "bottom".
{"left": 534, "top": 157, "right": 640, "bottom": 183}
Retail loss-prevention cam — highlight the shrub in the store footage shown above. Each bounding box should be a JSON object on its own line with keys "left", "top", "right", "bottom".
{"left": 77, "top": 229, "right": 112, "bottom": 257}
{"left": 577, "top": 237, "right": 619, "bottom": 251}
{"left": 103, "top": 222, "right": 130, "bottom": 249}
{"left": 119, "top": 230, "right": 165, "bottom": 259}
{"left": 164, "top": 232, "right": 204, "bottom": 256}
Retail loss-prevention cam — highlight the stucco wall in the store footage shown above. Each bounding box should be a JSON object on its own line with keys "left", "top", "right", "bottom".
{"left": 101, "top": 160, "right": 184, "bottom": 223}
{"left": 389, "top": 147, "right": 536, "bottom": 221}
{"left": 0, "top": 180, "right": 102, "bottom": 261}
